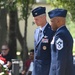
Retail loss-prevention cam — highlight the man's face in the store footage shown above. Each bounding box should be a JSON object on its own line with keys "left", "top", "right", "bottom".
{"left": 34, "top": 15, "right": 45, "bottom": 26}
{"left": 29, "top": 52, "right": 34, "bottom": 60}
{"left": 50, "top": 17, "right": 58, "bottom": 31}
{"left": 1, "top": 45, "right": 9, "bottom": 56}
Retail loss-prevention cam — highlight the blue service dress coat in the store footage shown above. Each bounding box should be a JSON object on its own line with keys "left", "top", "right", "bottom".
{"left": 32, "top": 23, "right": 54, "bottom": 75}
{"left": 49, "top": 26, "right": 73, "bottom": 75}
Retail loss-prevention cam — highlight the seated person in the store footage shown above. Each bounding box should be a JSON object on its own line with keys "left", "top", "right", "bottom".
{"left": 21, "top": 49, "right": 34, "bottom": 75}
{"left": 27, "top": 61, "right": 34, "bottom": 75}
{"left": 0, "top": 44, "right": 13, "bottom": 70}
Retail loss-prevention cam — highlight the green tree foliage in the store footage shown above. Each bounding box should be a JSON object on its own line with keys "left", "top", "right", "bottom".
{"left": 48, "top": 0, "right": 75, "bottom": 21}
{"left": 17, "top": 0, "right": 34, "bottom": 19}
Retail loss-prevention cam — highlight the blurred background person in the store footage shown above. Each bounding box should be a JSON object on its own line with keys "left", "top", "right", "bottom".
{"left": 21, "top": 49, "right": 34, "bottom": 75}
{"left": 0, "top": 44, "right": 13, "bottom": 70}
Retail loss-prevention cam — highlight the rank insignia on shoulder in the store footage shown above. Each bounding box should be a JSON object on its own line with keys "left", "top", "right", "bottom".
{"left": 43, "top": 46, "right": 47, "bottom": 50}
{"left": 55, "top": 38, "right": 63, "bottom": 50}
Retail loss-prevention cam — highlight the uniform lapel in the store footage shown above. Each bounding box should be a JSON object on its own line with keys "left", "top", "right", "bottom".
{"left": 36, "top": 23, "right": 49, "bottom": 46}
{"left": 43, "top": 23, "right": 50, "bottom": 34}
{"left": 36, "top": 33, "right": 44, "bottom": 45}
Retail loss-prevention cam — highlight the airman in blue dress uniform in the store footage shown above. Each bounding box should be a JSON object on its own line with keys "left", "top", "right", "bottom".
{"left": 31, "top": 6, "right": 55, "bottom": 75}
{"left": 48, "top": 8, "right": 74, "bottom": 75}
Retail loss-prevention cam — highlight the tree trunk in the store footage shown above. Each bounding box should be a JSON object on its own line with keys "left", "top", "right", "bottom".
{"left": 15, "top": 10, "right": 24, "bottom": 59}
{"left": 22, "top": 20, "right": 28, "bottom": 69}
{"left": 22, "top": 0, "right": 29, "bottom": 69}
{"left": 16, "top": 14, "right": 24, "bottom": 48}
{"left": 9, "top": 10, "right": 17, "bottom": 59}
{"left": 0, "top": 8, "right": 7, "bottom": 51}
